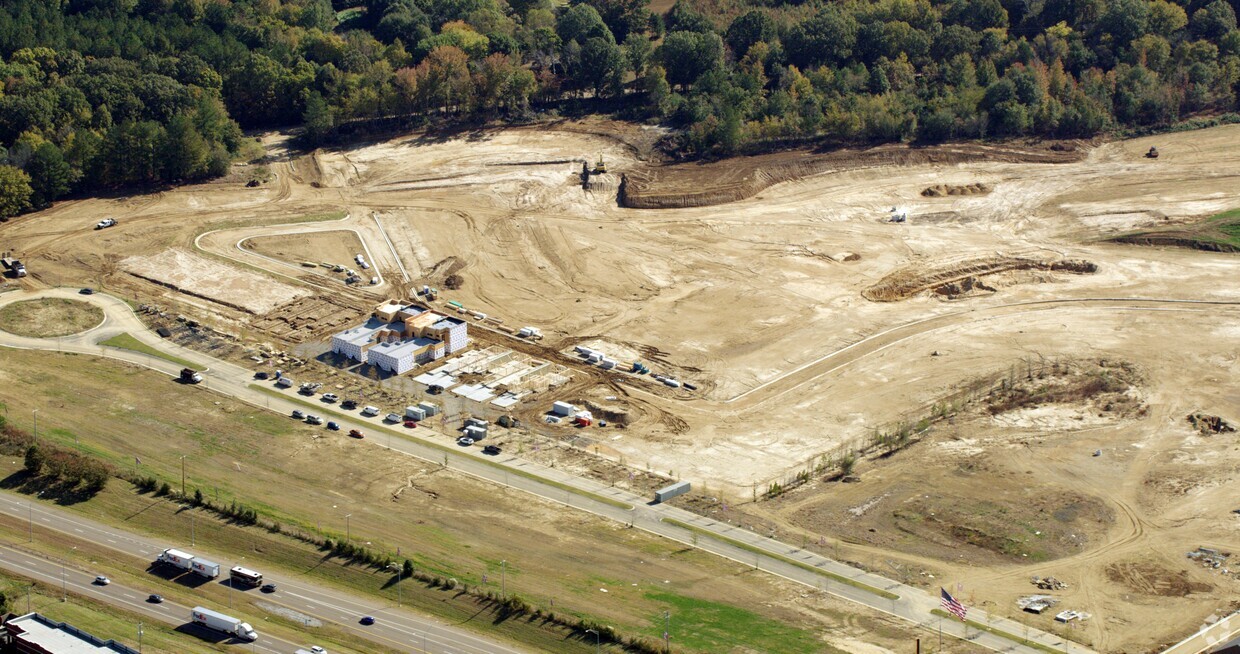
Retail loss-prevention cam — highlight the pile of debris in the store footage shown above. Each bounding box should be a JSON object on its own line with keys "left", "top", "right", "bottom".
{"left": 1031, "top": 575, "right": 1068, "bottom": 590}
{"left": 1187, "top": 547, "right": 1231, "bottom": 569}
{"left": 1055, "top": 610, "right": 1091, "bottom": 623}
{"left": 1017, "top": 595, "right": 1059, "bottom": 614}
{"left": 1187, "top": 413, "right": 1235, "bottom": 435}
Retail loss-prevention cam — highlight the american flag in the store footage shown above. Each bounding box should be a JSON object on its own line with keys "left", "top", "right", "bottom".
{"left": 941, "top": 588, "right": 968, "bottom": 621}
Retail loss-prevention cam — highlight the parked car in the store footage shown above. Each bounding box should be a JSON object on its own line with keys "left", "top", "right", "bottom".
{"left": 403, "top": 420, "right": 417, "bottom": 429}
{"left": 306, "top": 415, "right": 323, "bottom": 425}
{"left": 359, "top": 616, "right": 376, "bottom": 626}
{"left": 291, "top": 410, "right": 305, "bottom": 420}
{"left": 308, "top": 647, "right": 327, "bottom": 654}
{"left": 94, "top": 576, "right": 110, "bottom": 585}
{"left": 79, "top": 287, "right": 94, "bottom": 295}
{"left": 261, "top": 583, "right": 277, "bottom": 593}
{"left": 341, "top": 400, "right": 358, "bottom": 410}
{"left": 483, "top": 445, "right": 502, "bottom": 456}
{"left": 361, "top": 406, "right": 380, "bottom": 417}
{"left": 321, "top": 393, "right": 339, "bottom": 403}
{"left": 254, "top": 371, "right": 269, "bottom": 380}
{"left": 326, "top": 421, "right": 340, "bottom": 431}
{"left": 384, "top": 413, "right": 401, "bottom": 423}
{"left": 348, "top": 429, "right": 365, "bottom": 439}
{"left": 457, "top": 437, "right": 475, "bottom": 447}
{"left": 147, "top": 594, "right": 162, "bottom": 603}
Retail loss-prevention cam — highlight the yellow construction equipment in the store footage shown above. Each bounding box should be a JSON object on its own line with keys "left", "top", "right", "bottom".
{"left": 593, "top": 155, "right": 607, "bottom": 174}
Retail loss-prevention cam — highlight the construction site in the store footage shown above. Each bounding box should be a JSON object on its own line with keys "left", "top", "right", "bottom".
{"left": 2, "top": 118, "right": 1240, "bottom": 653}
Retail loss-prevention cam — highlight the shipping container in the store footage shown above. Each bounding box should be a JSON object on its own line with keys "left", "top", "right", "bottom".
{"left": 654, "top": 481, "right": 691, "bottom": 503}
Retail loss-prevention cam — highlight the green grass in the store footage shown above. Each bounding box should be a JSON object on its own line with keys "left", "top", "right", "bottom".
{"left": 661, "top": 518, "right": 901, "bottom": 600}
{"left": 1208, "top": 208, "right": 1240, "bottom": 248}
{"left": 249, "top": 384, "right": 636, "bottom": 511}
{"left": 1111, "top": 207, "right": 1240, "bottom": 251}
{"left": 99, "top": 332, "right": 202, "bottom": 370}
{"left": 930, "top": 609, "right": 1066, "bottom": 654}
{"left": 646, "top": 590, "right": 830, "bottom": 654}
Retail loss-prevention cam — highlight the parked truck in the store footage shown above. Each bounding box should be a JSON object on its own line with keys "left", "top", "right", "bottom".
{"left": 1, "top": 257, "right": 27, "bottom": 278}
{"left": 157, "top": 548, "right": 220, "bottom": 579}
{"left": 180, "top": 368, "right": 203, "bottom": 384}
{"left": 190, "top": 606, "right": 258, "bottom": 641}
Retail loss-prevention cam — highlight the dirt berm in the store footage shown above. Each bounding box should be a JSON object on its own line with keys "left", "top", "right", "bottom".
{"left": 620, "top": 141, "right": 1083, "bottom": 209}
{"left": 863, "top": 256, "right": 1098, "bottom": 302}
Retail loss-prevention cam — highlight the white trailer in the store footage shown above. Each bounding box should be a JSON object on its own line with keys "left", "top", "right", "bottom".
{"left": 157, "top": 548, "right": 195, "bottom": 571}
{"left": 190, "top": 557, "right": 220, "bottom": 579}
{"left": 190, "top": 606, "right": 258, "bottom": 641}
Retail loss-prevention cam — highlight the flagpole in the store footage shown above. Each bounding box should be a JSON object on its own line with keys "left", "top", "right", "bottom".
{"left": 937, "top": 616, "right": 942, "bottom": 652}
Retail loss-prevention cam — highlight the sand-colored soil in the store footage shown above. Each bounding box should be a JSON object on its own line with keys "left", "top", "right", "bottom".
{"left": 122, "top": 249, "right": 311, "bottom": 314}
{"left": 4, "top": 120, "right": 1240, "bottom": 652}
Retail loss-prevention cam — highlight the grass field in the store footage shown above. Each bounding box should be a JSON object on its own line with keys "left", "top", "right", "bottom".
{"left": 645, "top": 591, "right": 831, "bottom": 654}
{"left": 99, "top": 332, "right": 203, "bottom": 370}
{"left": 0, "top": 348, "right": 883, "bottom": 653}
{"left": 929, "top": 609, "right": 1066, "bottom": 654}
{"left": 0, "top": 298, "right": 103, "bottom": 337}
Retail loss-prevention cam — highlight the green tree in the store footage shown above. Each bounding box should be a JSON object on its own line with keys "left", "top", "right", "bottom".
{"left": 1191, "top": 1, "right": 1238, "bottom": 40}
{"left": 24, "top": 446, "right": 44, "bottom": 475}
{"left": 725, "top": 10, "right": 774, "bottom": 59}
{"left": 574, "top": 0, "right": 649, "bottom": 42}
{"left": 303, "top": 92, "right": 336, "bottom": 146}
{"left": 25, "top": 143, "right": 73, "bottom": 209}
{"left": 658, "top": 30, "right": 724, "bottom": 87}
{"left": 160, "top": 115, "right": 210, "bottom": 181}
{"left": 786, "top": 6, "right": 859, "bottom": 68}
{"left": 0, "top": 166, "right": 34, "bottom": 218}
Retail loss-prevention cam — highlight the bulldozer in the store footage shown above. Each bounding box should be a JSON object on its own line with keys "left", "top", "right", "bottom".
{"left": 1145, "top": 146, "right": 1159, "bottom": 159}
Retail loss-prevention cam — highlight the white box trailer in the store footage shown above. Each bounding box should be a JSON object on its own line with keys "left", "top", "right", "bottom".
{"left": 191, "top": 557, "right": 221, "bottom": 579}
{"left": 157, "top": 548, "right": 195, "bottom": 571}
{"left": 404, "top": 406, "right": 426, "bottom": 421}
{"left": 190, "top": 606, "right": 257, "bottom": 641}
{"left": 552, "top": 401, "right": 576, "bottom": 416}
{"left": 418, "top": 402, "right": 439, "bottom": 416}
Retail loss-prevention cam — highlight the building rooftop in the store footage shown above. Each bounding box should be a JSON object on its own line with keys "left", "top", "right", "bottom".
{"left": 367, "top": 335, "right": 439, "bottom": 359}
{"left": 5, "top": 613, "right": 139, "bottom": 653}
{"left": 334, "top": 318, "right": 387, "bottom": 347}
{"left": 431, "top": 316, "right": 465, "bottom": 330}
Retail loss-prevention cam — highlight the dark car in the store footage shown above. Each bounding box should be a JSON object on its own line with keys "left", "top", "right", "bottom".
{"left": 147, "top": 594, "right": 163, "bottom": 603}
{"left": 291, "top": 410, "right": 305, "bottom": 420}
{"left": 326, "top": 421, "right": 340, "bottom": 431}
{"left": 341, "top": 400, "right": 358, "bottom": 410}
{"left": 483, "top": 445, "right": 502, "bottom": 456}
{"left": 359, "top": 616, "right": 376, "bottom": 626}
{"left": 261, "top": 583, "right": 277, "bottom": 593}
{"left": 255, "top": 371, "right": 270, "bottom": 380}
{"left": 79, "top": 288, "right": 94, "bottom": 295}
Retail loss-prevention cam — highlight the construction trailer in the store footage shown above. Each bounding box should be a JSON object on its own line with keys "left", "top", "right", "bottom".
{"left": 654, "top": 481, "right": 691, "bottom": 503}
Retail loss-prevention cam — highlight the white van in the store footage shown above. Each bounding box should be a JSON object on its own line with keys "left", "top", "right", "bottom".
{"left": 361, "top": 406, "right": 380, "bottom": 417}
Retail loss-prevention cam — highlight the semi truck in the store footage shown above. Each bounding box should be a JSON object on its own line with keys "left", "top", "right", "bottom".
{"left": 157, "top": 548, "right": 220, "bottom": 579}
{"left": 1, "top": 257, "right": 27, "bottom": 277}
{"left": 190, "top": 606, "right": 258, "bottom": 641}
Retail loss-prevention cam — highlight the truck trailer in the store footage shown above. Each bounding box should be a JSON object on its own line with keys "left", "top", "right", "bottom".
{"left": 190, "top": 606, "right": 258, "bottom": 641}
{"left": 157, "top": 548, "right": 220, "bottom": 578}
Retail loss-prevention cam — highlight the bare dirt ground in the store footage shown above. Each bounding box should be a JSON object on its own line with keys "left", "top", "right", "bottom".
{"left": 122, "top": 248, "right": 311, "bottom": 313}
{"left": 3, "top": 119, "right": 1240, "bottom": 652}
{"left": 0, "top": 297, "right": 103, "bottom": 337}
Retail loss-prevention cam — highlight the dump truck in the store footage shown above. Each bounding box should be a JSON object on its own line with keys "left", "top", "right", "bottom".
{"left": 180, "top": 368, "right": 203, "bottom": 384}
{"left": 1, "top": 258, "right": 27, "bottom": 277}
{"left": 190, "top": 606, "right": 258, "bottom": 641}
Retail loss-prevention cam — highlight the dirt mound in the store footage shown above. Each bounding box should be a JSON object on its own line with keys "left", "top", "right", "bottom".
{"left": 932, "top": 275, "right": 996, "bottom": 299}
{"left": 862, "top": 256, "right": 1097, "bottom": 302}
{"left": 1187, "top": 412, "right": 1236, "bottom": 434}
{"left": 921, "top": 183, "right": 991, "bottom": 197}
{"left": 619, "top": 141, "right": 1082, "bottom": 209}
{"left": 1106, "top": 561, "right": 1213, "bottom": 597}
{"left": 985, "top": 359, "right": 1143, "bottom": 418}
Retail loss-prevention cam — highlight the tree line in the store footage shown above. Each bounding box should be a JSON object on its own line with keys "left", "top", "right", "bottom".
{"left": 2, "top": 0, "right": 1238, "bottom": 217}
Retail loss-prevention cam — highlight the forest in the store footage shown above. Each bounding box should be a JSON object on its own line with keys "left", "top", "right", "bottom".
{"left": 0, "top": 0, "right": 1238, "bottom": 217}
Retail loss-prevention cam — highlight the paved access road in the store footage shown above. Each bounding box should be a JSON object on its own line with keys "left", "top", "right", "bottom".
{"left": 0, "top": 287, "right": 1139, "bottom": 654}
{"left": 0, "top": 543, "right": 304, "bottom": 653}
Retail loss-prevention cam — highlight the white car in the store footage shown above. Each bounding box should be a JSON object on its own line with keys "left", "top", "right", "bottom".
{"left": 384, "top": 413, "right": 402, "bottom": 423}
{"left": 94, "top": 576, "right": 110, "bottom": 585}
{"left": 321, "top": 393, "right": 339, "bottom": 403}
{"left": 95, "top": 218, "right": 117, "bottom": 229}
{"left": 306, "top": 415, "right": 323, "bottom": 425}
{"left": 360, "top": 406, "right": 380, "bottom": 417}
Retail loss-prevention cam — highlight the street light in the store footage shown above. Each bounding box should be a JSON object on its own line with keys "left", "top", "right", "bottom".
{"left": 389, "top": 563, "right": 403, "bottom": 607}
{"left": 345, "top": 513, "right": 352, "bottom": 542}
{"left": 62, "top": 546, "right": 76, "bottom": 601}
{"left": 180, "top": 455, "right": 187, "bottom": 497}
{"left": 138, "top": 622, "right": 143, "bottom": 653}
{"left": 32, "top": 409, "right": 38, "bottom": 440}
{"left": 586, "top": 628, "right": 600, "bottom": 654}
{"left": 501, "top": 559, "right": 506, "bottom": 599}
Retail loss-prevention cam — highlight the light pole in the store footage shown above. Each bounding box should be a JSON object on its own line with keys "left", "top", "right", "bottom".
{"left": 62, "top": 546, "right": 75, "bottom": 601}
{"left": 587, "top": 628, "right": 600, "bottom": 654}
{"left": 28, "top": 501, "right": 33, "bottom": 542}
{"left": 180, "top": 455, "right": 186, "bottom": 497}
{"left": 138, "top": 622, "right": 143, "bottom": 653}
{"left": 501, "top": 559, "right": 506, "bottom": 599}
{"left": 663, "top": 610, "right": 670, "bottom": 653}
{"left": 389, "top": 563, "right": 403, "bottom": 607}
{"left": 32, "top": 409, "right": 38, "bottom": 440}
{"left": 345, "top": 513, "right": 352, "bottom": 542}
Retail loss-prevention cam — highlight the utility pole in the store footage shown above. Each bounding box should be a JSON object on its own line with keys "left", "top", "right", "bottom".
{"left": 28, "top": 501, "right": 33, "bottom": 542}
{"left": 191, "top": 514, "right": 195, "bottom": 547}
{"left": 501, "top": 560, "right": 506, "bottom": 599}
{"left": 663, "top": 610, "right": 671, "bottom": 653}
{"left": 180, "top": 455, "right": 186, "bottom": 497}
{"left": 345, "top": 514, "right": 352, "bottom": 542}
{"left": 138, "top": 622, "right": 143, "bottom": 653}
{"left": 33, "top": 409, "right": 38, "bottom": 440}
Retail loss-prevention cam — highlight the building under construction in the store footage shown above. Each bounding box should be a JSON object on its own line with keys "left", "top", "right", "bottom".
{"left": 330, "top": 301, "right": 468, "bottom": 375}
